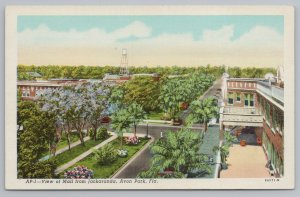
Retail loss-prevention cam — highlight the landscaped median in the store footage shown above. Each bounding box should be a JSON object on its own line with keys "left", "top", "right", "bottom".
{"left": 55, "top": 134, "right": 117, "bottom": 174}
{"left": 60, "top": 135, "right": 151, "bottom": 178}
{"left": 54, "top": 136, "right": 110, "bottom": 167}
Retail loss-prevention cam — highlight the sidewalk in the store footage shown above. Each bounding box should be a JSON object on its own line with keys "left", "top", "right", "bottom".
{"left": 220, "top": 144, "right": 271, "bottom": 178}
{"left": 55, "top": 134, "right": 117, "bottom": 174}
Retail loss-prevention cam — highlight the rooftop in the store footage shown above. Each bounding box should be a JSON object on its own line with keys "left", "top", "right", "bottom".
{"left": 17, "top": 81, "right": 63, "bottom": 87}
{"left": 257, "top": 81, "right": 284, "bottom": 107}
{"left": 227, "top": 78, "right": 264, "bottom": 82}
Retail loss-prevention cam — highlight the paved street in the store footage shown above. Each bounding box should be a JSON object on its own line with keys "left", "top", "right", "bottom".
{"left": 181, "top": 78, "right": 223, "bottom": 121}
{"left": 114, "top": 124, "right": 202, "bottom": 178}
{"left": 114, "top": 78, "right": 223, "bottom": 178}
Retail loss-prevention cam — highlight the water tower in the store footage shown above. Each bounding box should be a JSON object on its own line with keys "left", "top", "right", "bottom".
{"left": 119, "top": 48, "right": 129, "bottom": 75}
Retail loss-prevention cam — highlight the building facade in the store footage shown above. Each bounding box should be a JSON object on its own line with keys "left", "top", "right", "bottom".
{"left": 220, "top": 75, "right": 284, "bottom": 177}
{"left": 17, "top": 79, "right": 86, "bottom": 100}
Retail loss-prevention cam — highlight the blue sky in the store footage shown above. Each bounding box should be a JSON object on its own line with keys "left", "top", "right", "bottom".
{"left": 18, "top": 15, "right": 283, "bottom": 40}
{"left": 17, "top": 15, "right": 284, "bottom": 67}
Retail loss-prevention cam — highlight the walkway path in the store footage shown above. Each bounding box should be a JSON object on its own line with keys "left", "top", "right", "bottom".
{"left": 220, "top": 144, "right": 271, "bottom": 178}
{"left": 55, "top": 134, "right": 117, "bottom": 174}
{"left": 40, "top": 136, "right": 91, "bottom": 161}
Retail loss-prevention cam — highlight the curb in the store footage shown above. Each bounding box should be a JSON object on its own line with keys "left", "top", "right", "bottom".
{"left": 214, "top": 140, "right": 223, "bottom": 178}
{"left": 110, "top": 136, "right": 155, "bottom": 178}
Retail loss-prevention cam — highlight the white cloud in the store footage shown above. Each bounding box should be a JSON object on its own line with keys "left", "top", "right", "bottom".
{"left": 112, "top": 21, "right": 152, "bottom": 39}
{"left": 202, "top": 25, "right": 234, "bottom": 44}
{"left": 18, "top": 23, "right": 283, "bottom": 67}
{"left": 18, "top": 21, "right": 152, "bottom": 47}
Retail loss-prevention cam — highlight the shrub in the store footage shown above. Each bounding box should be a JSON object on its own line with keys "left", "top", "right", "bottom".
{"left": 160, "top": 113, "right": 171, "bottom": 121}
{"left": 97, "top": 127, "right": 109, "bottom": 140}
{"left": 117, "top": 149, "right": 128, "bottom": 158}
{"left": 88, "top": 128, "right": 94, "bottom": 138}
{"left": 93, "top": 144, "right": 117, "bottom": 165}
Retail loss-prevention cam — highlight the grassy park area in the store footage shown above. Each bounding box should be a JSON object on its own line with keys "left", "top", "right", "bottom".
{"left": 147, "top": 111, "right": 164, "bottom": 120}
{"left": 63, "top": 137, "right": 150, "bottom": 178}
{"left": 54, "top": 136, "right": 110, "bottom": 166}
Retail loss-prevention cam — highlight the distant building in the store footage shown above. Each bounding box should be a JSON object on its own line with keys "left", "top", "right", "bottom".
{"left": 17, "top": 79, "right": 86, "bottom": 100}
{"left": 220, "top": 70, "right": 284, "bottom": 177}
{"left": 102, "top": 73, "right": 160, "bottom": 83}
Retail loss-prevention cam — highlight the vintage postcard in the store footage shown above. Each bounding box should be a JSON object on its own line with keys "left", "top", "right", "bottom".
{"left": 5, "top": 5, "right": 294, "bottom": 189}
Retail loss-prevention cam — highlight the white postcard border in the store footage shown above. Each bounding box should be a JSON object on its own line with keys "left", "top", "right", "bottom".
{"left": 5, "top": 5, "right": 295, "bottom": 190}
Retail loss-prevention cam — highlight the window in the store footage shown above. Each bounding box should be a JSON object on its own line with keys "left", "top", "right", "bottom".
{"left": 250, "top": 94, "right": 254, "bottom": 106}
{"left": 272, "top": 107, "right": 278, "bottom": 130}
{"left": 228, "top": 93, "right": 234, "bottom": 105}
{"left": 261, "top": 98, "right": 265, "bottom": 115}
{"left": 240, "top": 83, "right": 242, "bottom": 88}
{"left": 26, "top": 88, "right": 30, "bottom": 97}
{"left": 266, "top": 102, "right": 271, "bottom": 123}
{"left": 244, "top": 94, "right": 254, "bottom": 107}
{"left": 276, "top": 110, "right": 284, "bottom": 134}
{"left": 259, "top": 96, "right": 263, "bottom": 114}
{"left": 22, "top": 87, "right": 26, "bottom": 97}
{"left": 236, "top": 93, "right": 241, "bottom": 101}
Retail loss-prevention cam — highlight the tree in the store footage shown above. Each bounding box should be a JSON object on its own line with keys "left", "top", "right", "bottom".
{"left": 68, "top": 83, "right": 91, "bottom": 145}
{"left": 138, "top": 128, "right": 210, "bottom": 178}
{"left": 213, "top": 131, "right": 237, "bottom": 167}
{"left": 17, "top": 101, "right": 57, "bottom": 178}
{"left": 39, "top": 88, "right": 63, "bottom": 154}
{"left": 109, "top": 85, "right": 125, "bottom": 112}
{"left": 188, "top": 97, "right": 219, "bottom": 132}
{"left": 123, "top": 76, "right": 161, "bottom": 112}
{"left": 127, "top": 102, "right": 146, "bottom": 137}
{"left": 159, "top": 79, "right": 183, "bottom": 120}
{"left": 85, "top": 82, "right": 110, "bottom": 141}
{"left": 111, "top": 108, "right": 133, "bottom": 150}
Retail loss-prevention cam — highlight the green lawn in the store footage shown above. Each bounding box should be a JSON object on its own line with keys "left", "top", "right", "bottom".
{"left": 147, "top": 111, "right": 164, "bottom": 120}
{"left": 54, "top": 136, "right": 109, "bottom": 166}
{"left": 63, "top": 137, "right": 150, "bottom": 178}
{"left": 40, "top": 132, "right": 81, "bottom": 158}
{"left": 56, "top": 133, "right": 80, "bottom": 150}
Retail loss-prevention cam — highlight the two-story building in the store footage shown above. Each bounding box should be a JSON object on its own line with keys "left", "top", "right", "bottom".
{"left": 219, "top": 71, "right": 284, "bottom": 177}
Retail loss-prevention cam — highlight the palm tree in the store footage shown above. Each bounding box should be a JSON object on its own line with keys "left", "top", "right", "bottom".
{"left": 138, "top": 128, "right": 210, "bottom": 178}
{"left": 127, "top": 102, "right": 146, "bottom": 137}
{"left": 111, "top": 108, "right": 133, "bottom": 150}
{"left": 188, "top": 97, "right": 219, "bottom": 132}
{"left": 213, "top": 143, "right": 230, "bottom": 165}
{"left": 213, "top": 131, "right": 237, "bottom": 167}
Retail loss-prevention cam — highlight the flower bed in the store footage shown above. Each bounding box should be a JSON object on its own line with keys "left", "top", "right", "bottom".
{"left": 64, "top": 165, "right": 94, "bottom": 179}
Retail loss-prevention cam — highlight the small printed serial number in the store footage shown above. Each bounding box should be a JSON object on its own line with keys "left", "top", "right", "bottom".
{"left": 265, "top": 178, "right": 280, "bottom": 182}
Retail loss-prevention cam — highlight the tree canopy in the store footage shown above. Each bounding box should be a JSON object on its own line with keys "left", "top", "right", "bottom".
{"left": 138, "top": 128, "right": 210, "bottom": 178}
